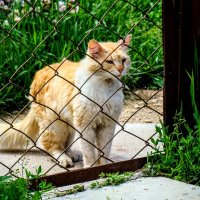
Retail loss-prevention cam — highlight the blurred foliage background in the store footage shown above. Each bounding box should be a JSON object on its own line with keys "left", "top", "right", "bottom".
{"left": 0, "top": 0, "right": 163, "bottom": 112}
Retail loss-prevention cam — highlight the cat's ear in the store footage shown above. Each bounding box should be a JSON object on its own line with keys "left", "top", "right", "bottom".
{"left": 117, "top": 34, "right": 132, "bottom": 51}
{"left": 88, "top": 39, "right": 104, "bottom": 59}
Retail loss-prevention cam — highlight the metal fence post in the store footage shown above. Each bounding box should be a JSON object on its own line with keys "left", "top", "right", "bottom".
{"left": 163, "top": 0, "right": 200, "bottom": 131}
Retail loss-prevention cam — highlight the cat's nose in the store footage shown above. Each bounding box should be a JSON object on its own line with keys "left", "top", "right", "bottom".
{"left": 117, "top": 65, "right": 124, "bottom": 73}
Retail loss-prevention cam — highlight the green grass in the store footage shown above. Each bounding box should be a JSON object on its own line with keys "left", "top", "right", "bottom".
{"left": 55, "top": 171, "right": 133, "bottom": 197}
{"left": 90, "top": 172, "right": 133, "bottom": 188}
{"left": 0, "top": 0, "right": 163, "bottom": 112}
{"left": 146, "top": 72, "right": 200, "bottom": 186}
{"left": 55, "top": 184, "right": 85, "bottom": 197}
{"left": 0, "top": 166, "right": 133, "bottom": 199}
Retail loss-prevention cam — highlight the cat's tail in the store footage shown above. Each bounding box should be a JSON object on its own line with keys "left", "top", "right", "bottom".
{"left": 0, "top": 111, "right": 39, "bottom": 149}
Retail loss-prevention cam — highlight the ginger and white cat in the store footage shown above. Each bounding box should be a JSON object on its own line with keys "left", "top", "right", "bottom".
{"left": 0, "top": 35, "right": 132, "bottom": 168}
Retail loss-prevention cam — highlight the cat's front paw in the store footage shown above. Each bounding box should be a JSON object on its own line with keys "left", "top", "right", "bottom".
{"left": 58, "top": 157, "right": 74, "bottom": 167}
{"left": 66, "top": 150, "right": 83, "bottom": 162}
{"left": 52, "top": 151, "right": 74, "bottom": 167}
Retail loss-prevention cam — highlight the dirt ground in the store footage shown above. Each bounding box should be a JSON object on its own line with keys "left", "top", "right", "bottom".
{"left": 1, "top": 89, "right": 163, "bottom": 124}
{"left": 120, "top": 89, "right": 163, "bottom": 124}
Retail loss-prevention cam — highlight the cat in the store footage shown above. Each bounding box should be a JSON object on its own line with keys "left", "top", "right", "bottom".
{"left": 0, "top": 35, "right": 132, "bottom": 168}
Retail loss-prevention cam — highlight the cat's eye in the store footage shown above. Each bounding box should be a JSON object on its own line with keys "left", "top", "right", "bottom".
{"left": 122, "top": 58, "right": 126, "bottom": 63}
{"left": 106, "top": 60, "right": 114, "bottom": 64}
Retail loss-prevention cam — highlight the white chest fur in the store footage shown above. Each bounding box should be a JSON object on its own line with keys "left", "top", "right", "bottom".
{"left": 75, "top": 69, "right": 124, "bottom": 121}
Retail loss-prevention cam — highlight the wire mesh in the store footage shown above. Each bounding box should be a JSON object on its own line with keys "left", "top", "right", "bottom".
{"left": 0, "top": 0, "right": 163, "bottom": 178}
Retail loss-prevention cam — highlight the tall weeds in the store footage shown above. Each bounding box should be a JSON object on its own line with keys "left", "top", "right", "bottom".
{"left": 0, "top": 0, "right": 163, "bottom": 112}
{"left": 147, "top": 65, "right": 200, "bottom": 185}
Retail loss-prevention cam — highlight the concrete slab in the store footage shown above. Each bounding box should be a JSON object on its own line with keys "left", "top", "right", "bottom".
{"left": 0, "top": 123, "right": 158, "bottom": 176}
{"left": 43, "top": 177, "right": 200, "bottom": 200}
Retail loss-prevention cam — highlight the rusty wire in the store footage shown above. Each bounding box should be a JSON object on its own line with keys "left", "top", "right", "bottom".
{"left": 0, "top": 0, "right": 163, "bottom": 177}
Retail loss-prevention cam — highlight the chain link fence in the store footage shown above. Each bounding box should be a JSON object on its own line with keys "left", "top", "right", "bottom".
{"left": 0, "top": 0, "right": 163, "bottom": 179}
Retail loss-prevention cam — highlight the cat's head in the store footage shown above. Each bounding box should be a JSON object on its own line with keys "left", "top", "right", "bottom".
{"left": 86, "top": 35, "right": 132, "bottom": 79}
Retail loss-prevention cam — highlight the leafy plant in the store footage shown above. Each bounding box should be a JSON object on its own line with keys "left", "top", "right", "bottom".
{"left": 0, "top": 166, "right": 53, "bottom": 200}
